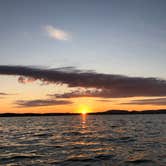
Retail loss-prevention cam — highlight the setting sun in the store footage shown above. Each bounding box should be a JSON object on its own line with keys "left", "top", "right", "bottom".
{"left": 82, "top": 109, "right": 87, "bottom": 115}
{"left": 78, "top": 105, "right": 91, "bottom": 114}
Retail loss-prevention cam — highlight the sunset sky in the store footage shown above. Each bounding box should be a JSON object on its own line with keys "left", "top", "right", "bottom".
{"left": 0, "top": 0, "right": 166, "bottom": 113}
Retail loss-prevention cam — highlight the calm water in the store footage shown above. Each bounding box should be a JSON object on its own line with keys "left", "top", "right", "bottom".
{"left": 0, "top": 115, "right": 165, "bottom": 166}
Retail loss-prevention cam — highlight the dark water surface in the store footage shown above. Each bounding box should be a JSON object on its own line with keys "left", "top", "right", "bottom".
{"left": 0, "top": 115, "right": 165, "bottom": 166}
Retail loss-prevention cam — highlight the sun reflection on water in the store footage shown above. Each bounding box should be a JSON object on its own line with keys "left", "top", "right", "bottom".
{"left": 81, "top": 113, "right": 87, "bottom": 129}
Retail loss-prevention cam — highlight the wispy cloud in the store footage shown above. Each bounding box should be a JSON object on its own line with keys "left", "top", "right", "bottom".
{"left": 15, "top": 99, "right": 72, "bottom": 107}
{"left": 96, "top": 99, "right": 112, "bottom": 102}
{"left": 0, "top": 92, "right": 8, "bottom": 99}
{"left": 0, "top": 92, "right": 15, "bottom": 99}
{"left": 0, "top": 92, "right": 9, "bottom": 96}
{"left": 0, "top": 65, "right": 166, "bottom": 98}
{"left": 18, "top": 76, "right": 36, "bottom": 84}
{"left": 122, "top": 98, "right": 166, "bottom": 106}
{"left": 44, "top": 25, "right": 70, "bottom": 41}
{"left": 49, "top": 89, "right": 102, "bottom": 98}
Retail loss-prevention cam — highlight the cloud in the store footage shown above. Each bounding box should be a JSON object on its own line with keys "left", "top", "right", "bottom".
{"left": 0, "top": 92, "right": 16, "bottom": 99}
{"left": 18, "top": 76, "right": 36, "bottom": 84}
{"left": 44, "top": 25, "right": 70, "bottom": 41}
{"left": 0, "top": 65, "right": 166, "bottom": 98}
{"left": 49, "top": 89, "right": 103, "bottom": 98}
{"left": 96, "top": 99, "right": 112, "bottom": 102}
{"left": 122, "top": 98, "right": 166, "bottom": 106}
{"left": 0, "top": 92, "right": 9, "bottom": 96}
{"left": 15, "top": 99, "right": 72, "bottom": 107}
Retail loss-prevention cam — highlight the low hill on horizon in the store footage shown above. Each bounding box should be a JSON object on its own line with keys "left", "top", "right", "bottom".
{"left": 0, "top": 109, "right": 166, "bottom": 117}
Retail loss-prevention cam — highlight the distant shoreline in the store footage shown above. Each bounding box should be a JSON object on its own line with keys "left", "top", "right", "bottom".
{"left": 0, "top": 109, "right": 165, "bottom": 117}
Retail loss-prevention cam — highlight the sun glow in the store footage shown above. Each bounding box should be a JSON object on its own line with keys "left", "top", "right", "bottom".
{"left": 78, "top": 105, "right": 91, "bottom": 114}
{"left": 82, "top": 109, "right": 87, "bottom": 115}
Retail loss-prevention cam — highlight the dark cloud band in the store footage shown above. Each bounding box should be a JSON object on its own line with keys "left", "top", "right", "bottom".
{"left": 1, "top": 65, "right": 166, "bottom": 98}
{"left": 122, "top": 98, "right": 166, "bottom": 106}
{"left": 15, "top": 99, "right": 72, "bottom": 107}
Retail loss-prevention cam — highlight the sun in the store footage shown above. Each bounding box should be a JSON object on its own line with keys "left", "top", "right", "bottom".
{"left": 81, "top": 109, "right": 87, "bottom": 115}
{"left": 78, "top": 105, "right": 91, "bottom": 114}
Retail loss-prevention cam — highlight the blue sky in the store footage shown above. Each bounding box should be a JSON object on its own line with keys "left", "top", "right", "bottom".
{"left": 0, "top": 0, "right": 166, "bottom": 78}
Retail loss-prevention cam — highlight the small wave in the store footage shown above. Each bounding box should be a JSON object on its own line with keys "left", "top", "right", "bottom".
{"left": 56, "top": 158, "right": 99, "bottom": 166}
{"left": 117, "top": 136, "right": 136, "bottom": 143}
{"left": 62, "top": 131, "right": 84, "bottom": 136}
{"left": 126, "top": 159, "right": 155, "bottom": 164}
{"left": 97, "top": 136, "right": 136, "bottom": 143}
{"left": 0, "top": 154, "right": 42, "bottom": 163}
{"left": 66, "top": 157, "right": 97, "bottom": 162}
{"left": 34, "top": 133, "right": 53, "bottom": 137}
{"left": 94, "top": 154, "right": 114, "bottom": 160}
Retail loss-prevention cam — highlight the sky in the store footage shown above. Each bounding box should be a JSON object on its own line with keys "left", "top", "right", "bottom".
{"left": 0, "top": 0, "right": 166, "bottom": 113}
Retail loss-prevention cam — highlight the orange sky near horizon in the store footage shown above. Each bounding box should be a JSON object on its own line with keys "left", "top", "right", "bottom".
{"left": 0, "top": 75, "right": 166, "bottom": 113}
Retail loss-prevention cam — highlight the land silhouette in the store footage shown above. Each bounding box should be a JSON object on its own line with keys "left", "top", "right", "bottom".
{"left": 0, "top": 109, "right": 165, "bottom": 117}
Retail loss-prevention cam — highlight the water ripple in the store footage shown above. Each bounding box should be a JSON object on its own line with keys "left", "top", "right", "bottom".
{"left": 0, "top": 114, "right": 165, "bottom": 165}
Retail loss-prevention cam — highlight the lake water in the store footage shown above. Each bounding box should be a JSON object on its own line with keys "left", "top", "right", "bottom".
{"left": 0, "top": 115, "right": 165, "bottom": 166}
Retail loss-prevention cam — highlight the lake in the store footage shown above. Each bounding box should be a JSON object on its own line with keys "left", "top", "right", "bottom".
{"left": 0, "top": 114, "right": 165, "bottom": 165}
